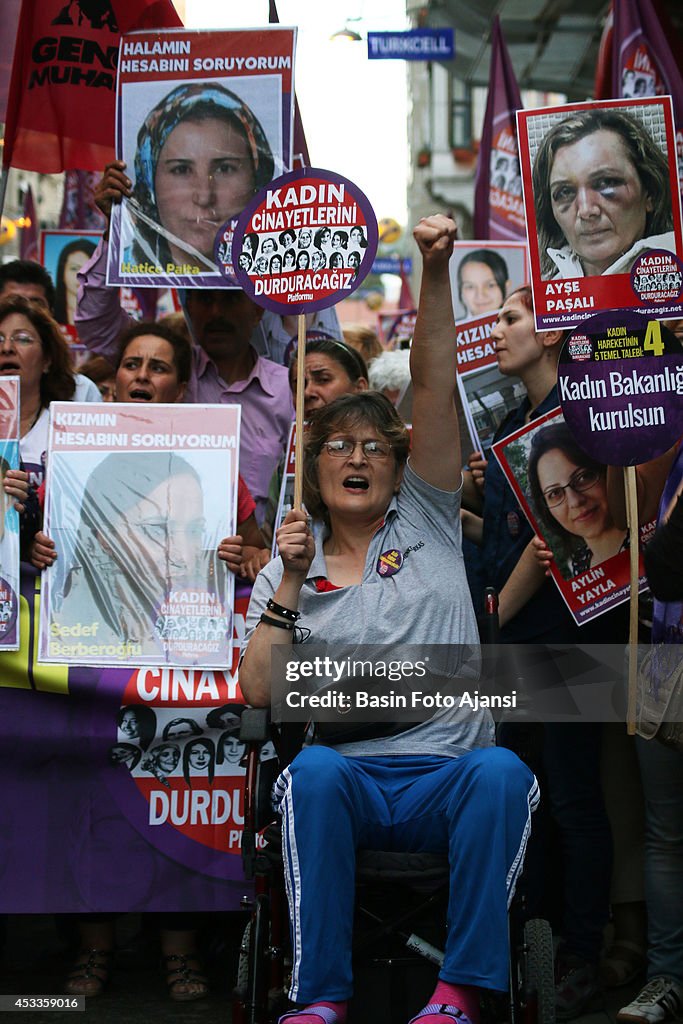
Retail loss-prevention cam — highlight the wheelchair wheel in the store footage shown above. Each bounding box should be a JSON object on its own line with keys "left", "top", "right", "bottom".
{"left": 235, "top": 920, "right": 251, "bottom": 1000}
{"left": 523, "top": 918, "right": 556, "bottom": 1024}
{"left": 237, "top": 894, "right": 270, "bottom": 1024}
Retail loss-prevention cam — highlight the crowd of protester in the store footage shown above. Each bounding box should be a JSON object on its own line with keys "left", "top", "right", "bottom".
{"left": 0, "top": 163, "right": 681, "bottom": 1024}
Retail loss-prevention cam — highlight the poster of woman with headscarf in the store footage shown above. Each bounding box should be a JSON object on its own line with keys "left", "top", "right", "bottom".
{"left": 107, "top": 27, "right": 297, "bottom": 290}
{"left": 39, "top": 403, "right": 240, "bottom": 667}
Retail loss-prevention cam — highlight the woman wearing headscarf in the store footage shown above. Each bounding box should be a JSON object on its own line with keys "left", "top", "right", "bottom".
{"left": 125, "top": 82, "right": 274, "bottom": 273}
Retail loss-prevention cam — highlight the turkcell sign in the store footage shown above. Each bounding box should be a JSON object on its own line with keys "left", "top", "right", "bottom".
{"left": 367, "top": 29, "right": 454, "bottom": 61}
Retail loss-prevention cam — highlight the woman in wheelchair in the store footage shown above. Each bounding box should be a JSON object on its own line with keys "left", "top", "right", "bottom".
{"left": 240, "top": 216, "right": 539, "bottom": 1024}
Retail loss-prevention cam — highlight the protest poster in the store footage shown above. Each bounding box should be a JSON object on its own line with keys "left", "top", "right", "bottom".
{"left": 517, "top": 96, "right": 683, "bottom": 330}
{"left": 450, "top": 240, "right": 529, "bottom": 322}
{"left": 378, "top": 309, "right": 416, "bottom": 349}
{"left": 558, "top": 310, "right": 683, "bottom": 466}
{"left": 39, "top": 403, "right": 240, "bottom": 668}
{"left": 0, "top": 378, "right": 20, "bottom": 651}
{"left": 107, "top": 27, "right": 297, "bottom": 290}
{"left": 40, "top": 230, "right": 102, "bottom": 351}
{"left": 492, "top": 407, "right": 652, "bottom": 626}
{"left": 455, "top": 312, "right": 525, "bottom": 453}
{"left": 226, "top": 167, "right": 378, "bottom": 315}
{"left": 0, "top": 574, "right": 263, "bottom": 912}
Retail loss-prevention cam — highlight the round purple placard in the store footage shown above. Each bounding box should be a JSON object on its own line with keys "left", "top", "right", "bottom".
{"left": 558, "top": 310, "right": 683, "bottom": 466}
{"left": 218, "top": 167, "right": 378, "bottom": 315}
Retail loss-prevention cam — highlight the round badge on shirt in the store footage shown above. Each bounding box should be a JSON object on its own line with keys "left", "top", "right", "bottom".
{"left": 376, "top": 549, "right": 403, "bottom": 577}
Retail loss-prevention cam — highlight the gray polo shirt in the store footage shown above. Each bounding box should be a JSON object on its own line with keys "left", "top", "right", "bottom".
{"left": 243, "top": 460, "right": 494, "bottom": 758}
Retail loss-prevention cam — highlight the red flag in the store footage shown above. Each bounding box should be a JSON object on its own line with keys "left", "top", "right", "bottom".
{"left": 268, "top": 0, "right": 310, "bottom": 168}
{"left": 612, "top": 0, "right": 683, "bottom": 197}
{"left": 19, "top": 185, "right": 38, "bottom": 261}
{"left": 593, "top": 4, "right": 614, "bottom": 100}
{"left": 473, "top": 19, "right": 525, "bottom": 240}
{"left": 3, "top": 0, "right": 182, "bottom": 176}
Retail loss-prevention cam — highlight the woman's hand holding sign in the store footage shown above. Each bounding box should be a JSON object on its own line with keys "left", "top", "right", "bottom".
{"left": 3, "top": 469, "right": 29, "bottom": 513}
{"left": 531, "top": 534, "right": 554, "bottom": 577}
{"left": 277, "top": 509, "right": 315, "bottom": 582}
{"left": 30, "top": 531, "right": 57, "bottom": 571}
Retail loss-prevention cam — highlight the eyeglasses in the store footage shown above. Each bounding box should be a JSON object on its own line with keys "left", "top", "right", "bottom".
{"left": 0, "top": 331, "right": 40, "bottom": 348}
{"left": 542, "top": 468, "right": 601, "bottom": 508}
{"left": 322, "top": 438, "right": 392, "bottom": 459}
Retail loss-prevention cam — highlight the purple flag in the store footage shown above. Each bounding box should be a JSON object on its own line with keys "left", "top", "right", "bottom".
{"left": 613, "top": 0, "right": 683, "bottom": 195}
{"left": 473, "top": 18, "right": 525, "bottom": 240}
{"left": 269, "top": 0, "right": 310, "bottom": 168}
{"left": 59, "top": 171, "right": 107, "bottom": 232}
{"left": 19, "top": 184, "right": 38, "bottom": 262}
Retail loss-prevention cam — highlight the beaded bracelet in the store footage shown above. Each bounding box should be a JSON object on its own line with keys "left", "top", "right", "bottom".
{"left": 266, "top": 598, "right": 300, "bottom": 622}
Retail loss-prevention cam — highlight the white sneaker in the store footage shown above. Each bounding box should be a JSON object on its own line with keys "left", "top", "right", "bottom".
{"left": 618, "top": 977, "right": 683, "bottom": 1024}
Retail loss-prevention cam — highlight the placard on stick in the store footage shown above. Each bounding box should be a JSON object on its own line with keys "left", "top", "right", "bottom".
{"left": 221, "top": 167, "right": 378, "bottom": 507}
{"left": 558, "top": 310, "right": 683, "bottom": 730}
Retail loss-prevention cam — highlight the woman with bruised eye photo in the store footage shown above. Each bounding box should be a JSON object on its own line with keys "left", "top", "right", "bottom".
{"left": 531, "top": 108, "right": 675, "bottom": 280}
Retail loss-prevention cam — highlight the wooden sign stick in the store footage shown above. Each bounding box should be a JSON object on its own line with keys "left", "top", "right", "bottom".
{"left": 293, "top": 313, "right": 307, "bottom": 510}
{"left": 624, "top": 464, "right": 640, "bottom": 734}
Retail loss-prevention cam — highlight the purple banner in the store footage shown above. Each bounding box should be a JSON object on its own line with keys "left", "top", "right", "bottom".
{"left": 473, "top": 18, "right": 525, "bottom": 241}
{"left": 0, "top": 571, "right": 256, "bottom": 913}
{"left": 613, "top": 0, "right": 683, "bottom": 196}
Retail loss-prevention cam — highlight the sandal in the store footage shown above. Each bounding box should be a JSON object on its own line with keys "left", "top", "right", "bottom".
{"left": 162, "top": 952, "right": 209, "bottom": 1002}
{"left": 599, "top": 941, "right": 647, "bottom": 989}
{"left": 408, "top": 1006, "right": 472, "bottom": 1024}
{"left": 64, "top": 948, "right": 113, "bottom": 997}
{"left": 279, "top": 1009, "right": 342, "bottom": 1023}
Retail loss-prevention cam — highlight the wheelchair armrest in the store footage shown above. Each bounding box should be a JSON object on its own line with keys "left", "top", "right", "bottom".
{"left": 239, "top": 706, "right": 272, "bottom": 744}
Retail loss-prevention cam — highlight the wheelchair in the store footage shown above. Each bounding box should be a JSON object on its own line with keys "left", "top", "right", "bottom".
{"left": 231, "top": 706, "right": 555, "bottom": 1024}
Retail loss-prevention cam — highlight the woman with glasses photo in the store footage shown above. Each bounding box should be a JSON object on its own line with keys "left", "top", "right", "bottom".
{"left": 527, "top": 421, "right": 627, "bottom": 578}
